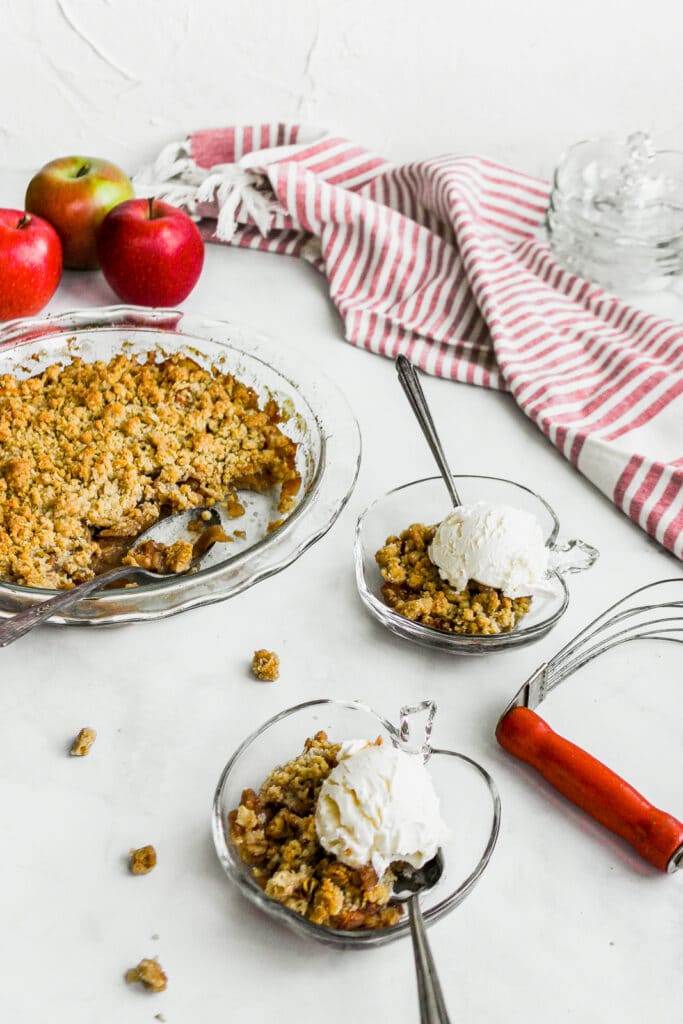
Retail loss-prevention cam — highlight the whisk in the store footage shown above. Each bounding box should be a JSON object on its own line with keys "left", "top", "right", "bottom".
{"left": 496, "top": 579, "right": 683, "bottom": 872}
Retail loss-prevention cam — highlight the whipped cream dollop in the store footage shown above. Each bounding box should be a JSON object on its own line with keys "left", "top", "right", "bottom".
{"left": 428, "top": 501, "right": 548, "bottom": 598}
{"left": 315, "top": 741, "right": 445, "bottom": 879}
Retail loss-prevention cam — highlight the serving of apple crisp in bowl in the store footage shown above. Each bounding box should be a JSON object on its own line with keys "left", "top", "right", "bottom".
{"left": 213, "top": 698, "right": 501, "bottom": 948}
{"left": 0, "top": 306, "right": 360, "bottom": 625}
{"left": 356, "top": 475, "right": 598, "bottom": 655}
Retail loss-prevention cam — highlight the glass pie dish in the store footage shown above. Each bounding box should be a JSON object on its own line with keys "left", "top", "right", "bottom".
{"left": 0, "top": 306, "right": 361, "bottom": 626}
{"left": 355, "top": 475, "right": 599, "bottom": 654}
{"left": 212, "top": 697, "right": 501, "bottom": 949}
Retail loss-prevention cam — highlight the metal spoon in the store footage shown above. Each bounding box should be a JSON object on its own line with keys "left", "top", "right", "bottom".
{"left": 393, "top": 849, "right": 451, "bottom": 1024}
{"left": 0, "top": 507, "right": 223, "bottom": 647}
{"left": 396, "top": 355, "right": 461, "bottom": 507}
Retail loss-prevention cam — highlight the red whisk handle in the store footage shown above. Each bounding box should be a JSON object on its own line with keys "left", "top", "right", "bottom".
{"left": 496, "top": 707, "right": 683, "bottom": 872}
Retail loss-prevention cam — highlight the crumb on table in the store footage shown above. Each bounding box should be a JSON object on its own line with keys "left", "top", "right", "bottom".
{"left": 70, "top": 727, "right": 96, "bottom": 756}
{"left": 125, "top": 958, "right": 167, "bottom": 993}
{"left": 251, "top": 649, "right": 280, "bottom": 681}
{"left": 129, "top": 845, "right": 157, "bottom": 875}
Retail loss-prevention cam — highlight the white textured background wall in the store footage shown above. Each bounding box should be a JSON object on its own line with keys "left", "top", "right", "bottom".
{"left": 1, "top": 0, "right": 683, "bottom": 178}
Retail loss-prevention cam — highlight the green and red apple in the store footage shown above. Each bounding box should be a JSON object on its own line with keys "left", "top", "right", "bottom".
{"left": 25, "top": 156, "right": 134, "bottom": 269}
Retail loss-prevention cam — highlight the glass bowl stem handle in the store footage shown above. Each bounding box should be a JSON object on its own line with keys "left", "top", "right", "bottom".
{"left": 400, "top": 700, "right": 437, "bottom": 760}
{"left": 548, "top": 538, "right": 599, "bottom": 576}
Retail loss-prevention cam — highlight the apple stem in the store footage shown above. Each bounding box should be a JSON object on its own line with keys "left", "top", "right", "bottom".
{"left": 16, "top": 214, "right": 31, "bottom": 229}
{"left": 148, "top": 197, "right": 155, "bottom": 220}
{"left": 76, "top": 162, "right": 90, "bottom": 178}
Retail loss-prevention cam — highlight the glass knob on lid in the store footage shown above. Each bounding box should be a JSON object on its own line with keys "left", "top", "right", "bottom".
{"left": 547, "top": 132, "right": 683, "bottom": 293}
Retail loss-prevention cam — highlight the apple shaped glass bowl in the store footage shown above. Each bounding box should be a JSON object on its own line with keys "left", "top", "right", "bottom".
{"left": 0, "top": 305, "right": 360, "bottom": 626}
{"left": 212, "top": 698, "right": 501, "bottom": 949}
{"left": 355, "top": 475, "right": 599, "bottom": 655}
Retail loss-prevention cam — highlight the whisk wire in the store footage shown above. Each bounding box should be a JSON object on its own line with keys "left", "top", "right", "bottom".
{"left": 541, "top": 579, "right": 683, "bottom": 694}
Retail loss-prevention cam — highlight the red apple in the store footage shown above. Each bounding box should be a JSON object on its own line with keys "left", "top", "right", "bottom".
{"left": 0, "top": 209, "right": 62, "bottom": 321}
{"left": 96, "top": 198, "right": 204, "bottom": 306}
{"left": 25, "top": 156, "right": 134, "bottom": 270}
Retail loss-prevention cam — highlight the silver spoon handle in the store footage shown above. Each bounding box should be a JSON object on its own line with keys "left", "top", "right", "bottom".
{"left": 396, "top": 355, "right": 461, "bottom": 507}
{"left": 0, "top": 565, "right": 135, "bottom": 647}
{"left": 408, "top": 895, "right": 452, "bottom": 1024}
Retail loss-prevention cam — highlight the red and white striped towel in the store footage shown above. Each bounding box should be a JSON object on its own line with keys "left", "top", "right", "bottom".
{"left": 135, "top": 124, "right": 683, "bottom": 560}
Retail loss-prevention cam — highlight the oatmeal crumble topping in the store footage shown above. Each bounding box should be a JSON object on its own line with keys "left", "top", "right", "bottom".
{"left": 125, "top": 958, "right": 167, "bottom": 992}
{"left": 70, "top": 727, "right": 96, "bottom": 756}
{"left": 129, "top": 845, "right": 157, "bottom": 875}
{"left": 228, "top": 732, "right": 402, "bottom": 930}
{"left": 376, "top": 523, "right": 532, "bottom": 635}
{"left": 0, "top": 352, "right": 300, "bottom": 589}
{"left": 251, "top": 649, "right": 280, "bottom": 681}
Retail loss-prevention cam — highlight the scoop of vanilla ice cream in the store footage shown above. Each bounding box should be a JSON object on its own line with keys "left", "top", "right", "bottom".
{"left": 428, "top": 501, "right": 548, "bottom": 598}
{"left": 315, "top": 742, "right": 445, "bottom": 879}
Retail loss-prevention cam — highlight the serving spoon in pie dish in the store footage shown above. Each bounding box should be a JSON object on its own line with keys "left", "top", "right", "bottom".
{"left": 0, "top": 507, "right": 226, "bottom": 647}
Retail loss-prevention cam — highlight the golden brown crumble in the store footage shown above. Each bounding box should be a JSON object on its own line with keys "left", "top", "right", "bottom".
{"left": 251, "top": 649, "right": 280, "bottom": 681}
{"left": 0, "top": 352, "right": 300, "bottom": 589}
{"left": 123, "top": 538, "right": 194, "bottom": 574}
{"left": 125, "top": 958, "right": 167, "bottom": 992}
{"left": 129, "top": 845, "right": 157, "bottom": 875}
{"left": 376, "top": 523, "right": 532, "bottom": 635}
{"left": 228, "top": 732, "right": 402, "bottom": 930}
{"left": 70, "top": 727, "right": 96, "bottom": 756}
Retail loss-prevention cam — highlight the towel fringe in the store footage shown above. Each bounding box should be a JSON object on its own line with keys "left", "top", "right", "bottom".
{"left": 132, "top": 138, "right": 275, "bottom": 241}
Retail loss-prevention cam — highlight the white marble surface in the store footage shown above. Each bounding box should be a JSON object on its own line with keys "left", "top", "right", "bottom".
{"left": 2, "top": 0, "right": 683, "bottom": 177}
{"left": 0, "top": 166, "right": 682, "bottom": 1023}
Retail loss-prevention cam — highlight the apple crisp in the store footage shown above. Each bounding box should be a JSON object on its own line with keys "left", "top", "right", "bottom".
{"left": 376, "top": 523, "right": 532, "bottom": 635}
{"left": 228, "top": 732, "right": 402, "bottom": 930}
{"left": 129, "top": 845, "right": 157, "bottom": 875}
{"left": 0, "top": 352, "right": 300, "bottom": 589}
{"left": 126, "top": 958, "right": 167, "bottom": 992}
{"left": 70, "top": 727, "right": 97, "bottom": 756}
{"left": 251, "top": 649, "right": 280, "bottom": 681}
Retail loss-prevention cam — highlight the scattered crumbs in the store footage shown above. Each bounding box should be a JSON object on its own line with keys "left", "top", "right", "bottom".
{"left": 609, "top": 941, "right": 615, "bottom": 947}
{"left": 130, "top": 845, "right": 157, "bottom": 875}
{"left": 267, "top": 518, "right": 284, "bottom": 534}
{"left": 225, "top": 492, "right": 245, "bottom": 518}
{"left": 252, "top": 649, "right": 280, "bottom": 682}
{"left": 200, "top": 509, "right": 212, "bottom": 521}
{"left": 151, "top": 934, "right": 160, "bottom": 941}
{"left": 234, "top": 529, "right": 246, "bottom": 540}
{"left": 155, "top": 1014, "right": 166, "bottom": 1022}
{"left": 70, "top": 727, "right": 96, "bottom": 756}
{"left": 126, "top": 958, "right": 167, "bottom": 992}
